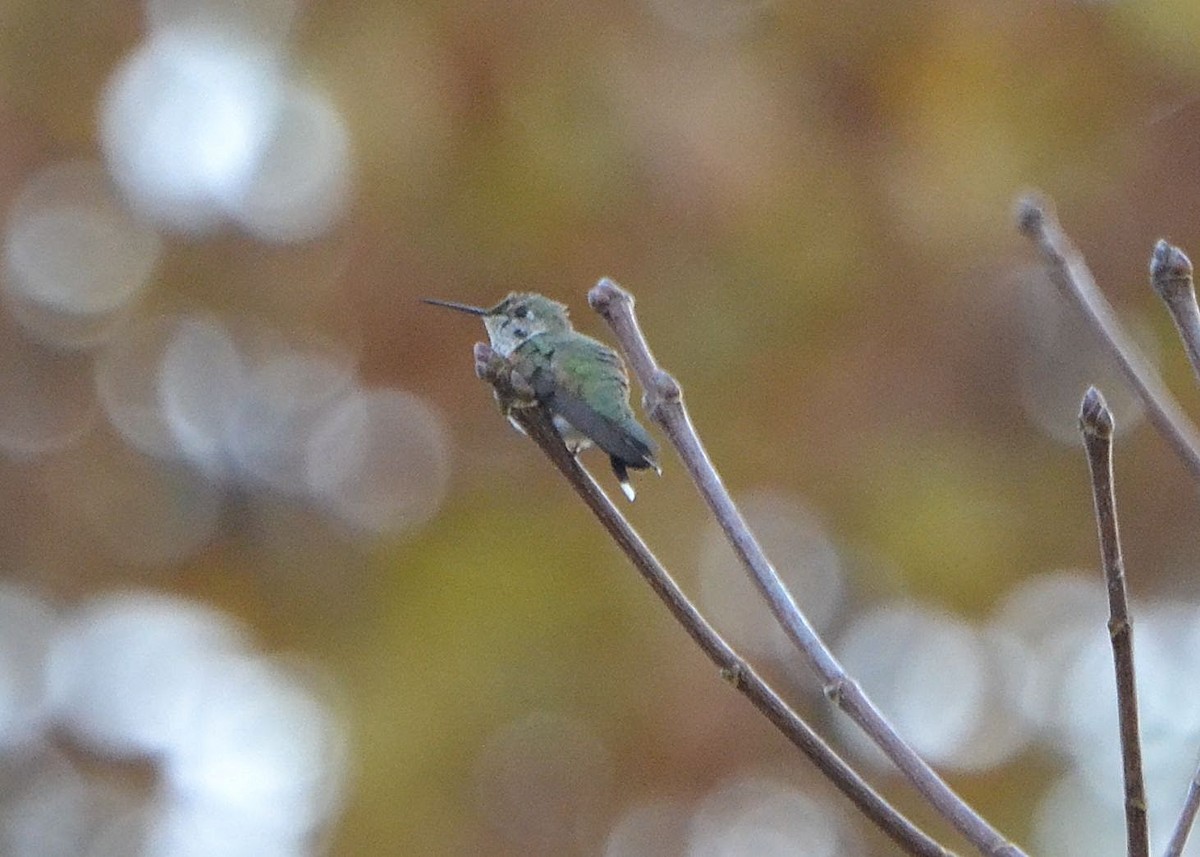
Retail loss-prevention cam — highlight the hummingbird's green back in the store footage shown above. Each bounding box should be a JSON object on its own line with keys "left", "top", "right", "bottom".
{"left": 509, "top": 330, "right": 658, "bottom": 474}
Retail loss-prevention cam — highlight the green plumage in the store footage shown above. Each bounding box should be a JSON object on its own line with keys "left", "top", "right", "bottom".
{"left": 509, "top": 332, "right": 658, "bottom": 475}
{"left": 423, "top": 290, "right": 660, "bottom": 500}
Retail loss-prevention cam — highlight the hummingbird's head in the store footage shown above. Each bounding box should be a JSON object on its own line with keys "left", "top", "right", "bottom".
{"left": 483, "top": 292, "right": 571, "bottom": 354}
{"left": 424, "top": 291, "right": 571, "bottom": 357}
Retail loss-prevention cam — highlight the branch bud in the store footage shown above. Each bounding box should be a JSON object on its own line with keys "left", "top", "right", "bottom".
{"left": 1150, "top": 240, "right": 1194, "bottom": 300}
{"left": 1080, "top": 386, "right": 1114, "bottom": 439}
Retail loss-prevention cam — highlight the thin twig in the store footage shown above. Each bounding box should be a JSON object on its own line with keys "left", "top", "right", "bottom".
{"left": 588, "top": 281, "right": 1023, "bottom": 857}
{"left": 1150, "top": 240, "right": 1200, "bottom": 387}
{"left": 1165, "top": 764, "right": 1200, "bottom": 857}
{"left": 471, "top": 343, "right": 953, "bottom": 857}
{"left": 1079, "top": 387, "right": 1149, "bottom": 857}
{"left": 1016, "top": 196, "right": 1200, "bottom": 485}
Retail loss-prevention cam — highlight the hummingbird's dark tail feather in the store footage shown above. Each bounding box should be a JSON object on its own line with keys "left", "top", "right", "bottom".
{"left": 611, "top": 457, "right": 637, "bottom": 502}
{"left": 542, "top": 390, "right": 658, "bottom": 471}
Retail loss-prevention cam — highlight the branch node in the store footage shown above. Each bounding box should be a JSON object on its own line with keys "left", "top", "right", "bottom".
{"left": 651, "top": 368, "right": 681, "bottom": 403}
{"left": 1079, "top": 386, "right": 1114, "bottom": 439}
{"left": 823, "top": 678, "right": 848, "bottom": 705}
{"left": 719, "top": 663, "right": 745, "bottom": 689}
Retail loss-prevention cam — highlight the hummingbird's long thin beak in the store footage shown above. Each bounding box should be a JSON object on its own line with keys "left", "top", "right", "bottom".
{"left": 422, "top": 298, "right": 490, "bottom": 316}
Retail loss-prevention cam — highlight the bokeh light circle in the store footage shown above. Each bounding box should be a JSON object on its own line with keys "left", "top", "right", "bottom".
{"left": 833, "top": 600, "right": 988, "bottom": 770}
{"left": 225, "top": 83, "right": 353, "bottom": 243}
{"left": 3, "top": 160, "right": 161, "bottom": 322}
{"left": 100, "top": 29, "right": 284, "bottom": 233}
{"left": 137, "top": 802, "right": 311, "bottom": 857}
{"left": 95, "top": 314, "right": 191, "bottom": 460}
{"left": 226, "top": 348, "right": 357, "bottom": 495}
{"left": 0, "top": 587, "right": 59, "bottom": 752}
{"left": 158, "top": 314, "right": 247, "bottom": 477}
{"left": 697, "top": 491, "right": 844, "bottom": 661}
{"left": 604, "top": 799, "right": 690, "bottom": 857}
{"left": 1057, "top": 603, "right": 1200, "bottom": 809}
{"left": 165, "top": 656, "right": 349, "bottom": 840}
{"left": 991, "top": 570, "right": 1109, "bottom": 734}
{"left": 144, "top": 0, "right": 299, "bottom": 47}
{"left": 47, "top": 592, "right": 250, "bottom": 758}
{"left": 305, "top": 388, "right": 451, "bottom": 535}
{"left": 688, "top": 775, "right": 845, "bottom": 857}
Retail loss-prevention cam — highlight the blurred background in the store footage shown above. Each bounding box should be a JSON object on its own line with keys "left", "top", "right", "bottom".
{"left": 4, "top": 1, "right": 1200, "bottom": 855}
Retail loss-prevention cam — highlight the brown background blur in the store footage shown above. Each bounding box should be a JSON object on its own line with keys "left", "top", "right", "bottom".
{"left": 5, "top": 1, "right": 1200, "bottom": 855}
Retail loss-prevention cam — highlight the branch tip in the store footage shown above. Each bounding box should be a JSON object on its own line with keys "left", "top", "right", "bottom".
{"left": 474, "top": 342, "right": 536, "bottom": 405}
{"left": 1081, "top": 383, "right": 1148, "bottom": 857}
{"left": 588, "top": 276, "right": 628, "bottom": 313}
{"left": 1014, "top": 195, "right": 1047, "bottom": 237}
{"left": 1080, "top": 387, "right": 1114, "bottom": 439}
{"left": 1151, "top": 240, "right": 1194, "bottom": 296}
{"left": 1015, "top": 193, "right": 1200, "bottom": 483}
{"left": 473, "top": 342, "right": 500, "bottom": 379}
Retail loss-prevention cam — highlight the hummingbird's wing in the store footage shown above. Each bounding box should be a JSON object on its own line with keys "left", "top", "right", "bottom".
{"left": 513, "top": 334, "right": 659, "bottom": 472}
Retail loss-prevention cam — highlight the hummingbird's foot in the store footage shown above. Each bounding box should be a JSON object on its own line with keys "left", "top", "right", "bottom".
{"left": 507, "top": 369, "right": 537, "bottom": 404}
{"left": 505, "top": 414, "right": 528, "bottom": 437}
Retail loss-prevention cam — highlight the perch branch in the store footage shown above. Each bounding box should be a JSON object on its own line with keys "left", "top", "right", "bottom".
{"left": 1153, "top": 242, "right": 1200, "bottom": 857}
{"left": 588, "top": 280, "right": 1023, "bottom": 857}
{"left": 1016, "top": 197, "right": 1200, "bottom": 485}
{"left": 1080, "top": 387, "right": 1148, "bottom": 857}
{"left": 472, "top": 343, "right": 952, "bottom": 857}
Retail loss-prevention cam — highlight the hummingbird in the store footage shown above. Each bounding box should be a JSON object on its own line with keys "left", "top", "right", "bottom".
{"left": 424, "top": 292, "right": 660, "bottom": 501}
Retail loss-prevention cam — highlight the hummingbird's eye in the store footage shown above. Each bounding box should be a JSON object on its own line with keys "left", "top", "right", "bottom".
{"left": 513, "top": 306, "right": 528, "bottom": 319}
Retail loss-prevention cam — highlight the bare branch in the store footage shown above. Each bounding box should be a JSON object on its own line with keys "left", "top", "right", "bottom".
{"left": 1016, "top": 196, "right": 1200, "bottom": 485}
{"left": 1150, "top": 240, "right": 1200, "bottom": 387}
{"left": 472, "top": 342, "right": 953, "bottom": 857}
{"left": 1079, "top": 387, "right": 1149, "bottom": 857}
{"left": 1165, "top": 764, "right": 1200, "bottom": 857}
{"left": 1127, "top": 242, "right": 1200, "bottom": 857}
{"left": 588, "top": 281, "right": 1023, "bottom": 857}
